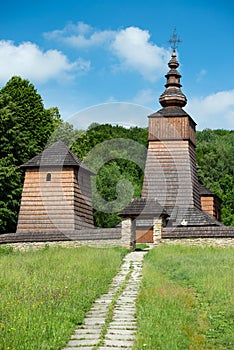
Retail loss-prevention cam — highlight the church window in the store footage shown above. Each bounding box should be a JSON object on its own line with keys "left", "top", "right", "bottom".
{"left": 46, "top": 173, "right": 51, "bottom": 181}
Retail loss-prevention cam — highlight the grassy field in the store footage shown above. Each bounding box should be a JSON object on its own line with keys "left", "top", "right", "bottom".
{"left": 134, "top": 245, "right": 234, "bottom": 350}
{"left": 0, "top": 245, "right": 127, "bottom": 350}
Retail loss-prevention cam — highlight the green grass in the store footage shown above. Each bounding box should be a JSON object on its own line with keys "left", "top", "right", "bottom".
{"left": 0, "top": 245, "right": 127, "bottom": 350}
{"left": 135, "top": 243, "right": 149, "bottom": 251}
{"left": 134, "top": 245, "right": 234, "bottom": 350}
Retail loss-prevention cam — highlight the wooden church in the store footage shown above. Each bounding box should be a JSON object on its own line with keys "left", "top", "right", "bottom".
{"left": 120, "top": 46, "right": 222, "bottom": 242}
{"left": 16, "top": 33, "right": 222, "bottom": 242}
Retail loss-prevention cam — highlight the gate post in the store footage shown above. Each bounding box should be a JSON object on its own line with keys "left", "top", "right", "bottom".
{"left": 121, "top": 218, "right": 136, "bottom": 250}
{"left": 153, "top": 217, "right": 163, "bottom": 245}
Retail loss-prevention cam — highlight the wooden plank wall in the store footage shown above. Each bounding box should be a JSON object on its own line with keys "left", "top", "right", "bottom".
{"left": 148, "top": 116, "right": 196, "bottom": 146}
{"left": 201, "top": 196, "right": 222, "bottom": 222}
{"left": 142, "top": 140, "right": 201, "bottom": 209}
{"left": 17, "top": 167, "right": 94, "bottom": 232}
{"left": 17, "top": 168, "right": 76, "bottom": 231}
{"left": 74, "top": 168, "right": 94, "bottom": 229}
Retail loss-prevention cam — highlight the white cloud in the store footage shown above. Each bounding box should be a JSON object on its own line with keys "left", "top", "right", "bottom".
{"left": 45, "top": 22, "right": 170, "bottom": 82}
{"left": 187, "top": 90, "right": 234, "bottom": 130}
{"left": 111, "top": 27, "right": 170, "bottom": 82}
{"left": 0, "top": 40, "right": 88, "bottom": 84}
{"left": 44, "top": 21, "right": 115, "bottom": 48}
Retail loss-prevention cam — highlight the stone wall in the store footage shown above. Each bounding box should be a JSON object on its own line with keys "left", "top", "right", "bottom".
{"left": 1, "top": 221, "right": 234, "bottom": 251}
{"left": 3, "top": 239, "right": 124, "bottom": 252}
{"left": 161, "top": 237, "right": 234, "bottom": 247}
{"left": 161, "top": 225, "right": 234, "bottom": 247}
{"left": 0, "top": 226, "right": 135, "bottom": 251}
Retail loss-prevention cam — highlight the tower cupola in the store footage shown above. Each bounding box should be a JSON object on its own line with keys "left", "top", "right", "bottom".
{"left": 159, "top": 50, "right": 187, "bottom": 108}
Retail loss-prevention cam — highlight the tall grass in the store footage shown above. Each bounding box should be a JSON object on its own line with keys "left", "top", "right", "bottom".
{"left": 0, "top": 245, "right": 127, "bottom": 350}
{"left": 134, "top": 245, "right": 234, "bottom": 350}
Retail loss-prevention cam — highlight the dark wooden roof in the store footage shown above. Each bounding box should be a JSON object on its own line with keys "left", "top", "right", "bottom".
{"left": 149, "top": 106, "right": 194, "bottom": 119}
{"left": 0, "top": 228, "right": 121, "bottom": 244}
{"left": 135, "top": 206, "right": 222, "bottom": 228}
{"left": 199, "top": 182, "right": 222, "bottom": 202}
{"left": 21, "top": 140, "right": 94, "bottom": 174}
{"left": 119, "top": 198, "right": 169, "bottom": 218}
{"left": 166, "top": 206, "right": 222, "bottom": 227}
{"left": 199, "top": 183, "right": 214, "bottom": 195}
{"left": 163, "top": 226, "right": 234, "bottom": 238}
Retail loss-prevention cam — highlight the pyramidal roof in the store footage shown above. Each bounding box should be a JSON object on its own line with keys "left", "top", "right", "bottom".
{"left": 21, "top": 140, "right": 94, "bottom": 173}
{"left": 119, "top": 198, "right": 169, "bottom": 218}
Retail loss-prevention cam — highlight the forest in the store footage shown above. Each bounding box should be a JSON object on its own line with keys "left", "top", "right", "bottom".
{"left": 0, "top": 76, "right": 233, "bottom": 233}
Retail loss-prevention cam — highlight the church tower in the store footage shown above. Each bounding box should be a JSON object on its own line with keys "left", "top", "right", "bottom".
{"left": 140, "top": 30, "right": 221, "bottom": 228}
{"left": 142, "top": 48, "right": 201, "bottom": 213}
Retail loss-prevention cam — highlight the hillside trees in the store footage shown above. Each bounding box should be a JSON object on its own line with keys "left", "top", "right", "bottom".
{"left": 0, "top": 76, "right": 62, "bottom": 233}
{"left": 72, "top": 124, "right": 148, "bottom": 227}
{"left": 196, "top": 129, "right": 234, "bottom": 225}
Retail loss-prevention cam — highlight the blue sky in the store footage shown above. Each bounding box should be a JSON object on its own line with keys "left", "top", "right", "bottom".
{"left": 1, "top": 0, "right": 233, "bottom": 130}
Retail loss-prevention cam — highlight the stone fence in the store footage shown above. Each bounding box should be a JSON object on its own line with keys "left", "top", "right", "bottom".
{"left": 0, "top": 218, "right": 136, "bottom": 251}
{"left": 161, "top": 225, "right": 234, "bottom": 247}
{"left": 1, "top": 218, "right": 234, "bottom": 251}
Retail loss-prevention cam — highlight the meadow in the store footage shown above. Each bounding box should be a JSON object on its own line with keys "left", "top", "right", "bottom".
{"left": 134, "top": 245, "right": 234, "bottom": 350}
{"left": 0, "top": 245, "right": 127, "bottom": 350}
{"left": 1, "top": 244, "right": 233, "bottom": 350}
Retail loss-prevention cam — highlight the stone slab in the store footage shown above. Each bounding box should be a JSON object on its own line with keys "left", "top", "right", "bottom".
{"left": 107, "top": 329, "right": 136, "bottom": 336}
{"left": 99, "top": 348, "right": 132, "bottom": 350}
{"left": 63, "top": 348, "right": 94, "bottom": 350}
{"left": 67, "top": 339, "right": 98, "bottom": 346}
{"left": 106, "top": 333, "right": 135, "bottom": 341}
{"left": 71, "top": 333, "right": 100, "bottom": 340}
{"left": 84, "top": 317, "right": 105, "bottom": 325}
{"left": 72, "top": 329, "right": 101, "bottom": 335}
{"left": 104, "top": 339, "right": 135, "bottom": 347}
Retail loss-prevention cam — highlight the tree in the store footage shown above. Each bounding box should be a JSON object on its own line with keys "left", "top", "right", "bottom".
{"left": 71, "top": 124, "right": 147, "bottom": 227}
{"left": 1, "top": 76, "right": 62, "bottom": 162}
{"left": 0, "top": 156, "right": 22, "bottom": 233}
{"left": 196, "top": 129, "right": 234, "bottom": 225}
{"left": 0, "top": 76, "right": 62, "bottom": 233}
{"left": 47, "top": 121, "right": 83, "bottom": 147}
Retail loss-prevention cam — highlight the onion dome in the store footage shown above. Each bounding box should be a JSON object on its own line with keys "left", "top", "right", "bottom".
{"left": 159, "top": 50, "right": 187, "bottom": 108}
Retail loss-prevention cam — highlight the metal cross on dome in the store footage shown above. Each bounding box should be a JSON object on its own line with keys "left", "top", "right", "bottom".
{"left": 168, "top": 28, "right": 182, "bottom": 51}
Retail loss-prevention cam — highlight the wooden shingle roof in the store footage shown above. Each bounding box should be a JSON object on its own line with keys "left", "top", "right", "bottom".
{"left": 199, "top": 183, "right": 215, "bottom": 196}
{"left": 119, "top": 198, "right": 169, "bottom": 218}
{"left": 21, "top": 140, "right": 94, "bottom": 174}
{"left": 166, "top": 206, "right": 222, "bottom": 227}
{"left": 149, "top": 106, "right": 194, "bottom": 119}
{"left": 135, "top": 206, "right": 222, "bottom": 229}
{"left": 199, "top": 182, "right": 222, "bottom": 202}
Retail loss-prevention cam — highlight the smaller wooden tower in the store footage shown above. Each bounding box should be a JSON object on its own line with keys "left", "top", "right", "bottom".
{"left": 199, "top": 183, "right": 222, "bottom": 222}
{"left": 17, "top": 140, "right": 94, "bottom": 232}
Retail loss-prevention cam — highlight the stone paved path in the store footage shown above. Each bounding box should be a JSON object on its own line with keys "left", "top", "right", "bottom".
{"left": 62, "top": 250, "right": 148, "bottom": 350}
